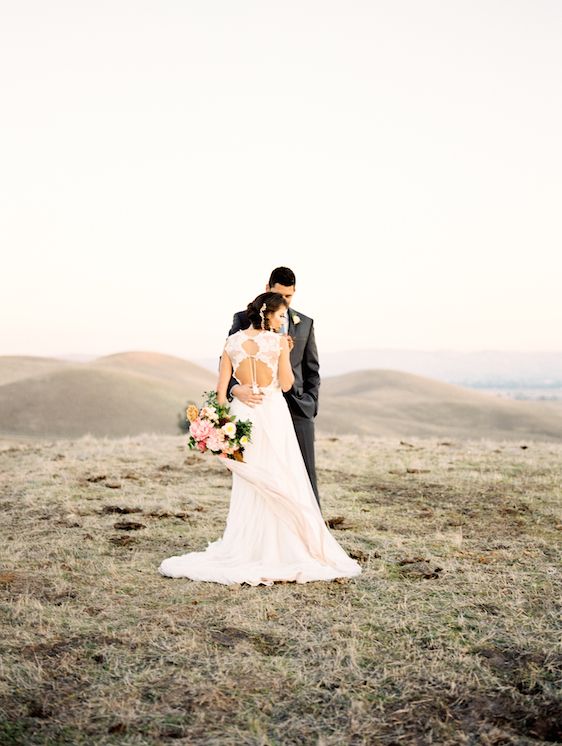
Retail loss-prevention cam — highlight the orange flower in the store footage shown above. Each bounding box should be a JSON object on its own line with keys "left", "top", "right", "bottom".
{"left": 186, "top": 405, "right": 199, "bottom": 423}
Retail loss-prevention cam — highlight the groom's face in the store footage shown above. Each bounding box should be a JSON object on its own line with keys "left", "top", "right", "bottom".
{"left": 267, "top": 283, "right": 295, "bottom": 307}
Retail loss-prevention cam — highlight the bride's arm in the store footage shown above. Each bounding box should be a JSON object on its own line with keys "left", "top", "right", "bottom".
{"left": 217, "top": 347, "right": 233, "bottom": 406}
{"left": 278, "top": 336, "right": 295, "bottom": 392}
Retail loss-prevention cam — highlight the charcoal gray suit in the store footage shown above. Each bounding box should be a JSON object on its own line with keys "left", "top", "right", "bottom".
{"left": 227, "top": 309, "right": 321, "bottom": 508}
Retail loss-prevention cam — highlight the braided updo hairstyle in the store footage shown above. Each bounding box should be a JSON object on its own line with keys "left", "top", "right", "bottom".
{"left": 246, "top": 292, "right": 288, "bottom": 331}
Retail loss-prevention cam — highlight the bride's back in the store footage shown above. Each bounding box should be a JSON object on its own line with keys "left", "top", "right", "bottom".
{"left": 225, "top": 330, "right": 281, "bottom": 389}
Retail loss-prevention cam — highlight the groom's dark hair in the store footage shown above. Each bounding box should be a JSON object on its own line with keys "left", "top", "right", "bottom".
{"left": 269, "top": 266, "right": 296, "bottom": 288}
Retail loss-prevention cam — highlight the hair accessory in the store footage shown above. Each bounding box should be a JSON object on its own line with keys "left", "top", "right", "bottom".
{"left": 259, "top": 302, "right": 267, "bottom": 330}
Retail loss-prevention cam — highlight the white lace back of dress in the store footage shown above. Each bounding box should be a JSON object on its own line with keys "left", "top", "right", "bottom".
{"left": 226, "top": 330, "right": 281, "bottom": 392}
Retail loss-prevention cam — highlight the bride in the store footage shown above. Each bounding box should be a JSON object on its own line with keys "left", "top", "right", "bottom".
{"left": 158, "top": 292, "right": 362, "bottom": 586}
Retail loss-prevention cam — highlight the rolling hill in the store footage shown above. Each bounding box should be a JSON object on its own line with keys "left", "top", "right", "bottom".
{"left": 0, "top": 354, "right": 561, "bottom": 441}
{"left": 317, "top": 369, "right": 562, "bottom": 440}
{"left": 0, "top": 356, "right": 73, "bottom": 386}
{"left": 0, "top": 353, "right": 215, "bottom": 438}
{"left": 92, "top": 351, "right": 217, "bottom": 390}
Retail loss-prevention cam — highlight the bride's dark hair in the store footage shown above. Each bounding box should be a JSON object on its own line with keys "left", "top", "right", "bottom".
{"left": 246, "top": 292, "right": 288, "bottom": 331}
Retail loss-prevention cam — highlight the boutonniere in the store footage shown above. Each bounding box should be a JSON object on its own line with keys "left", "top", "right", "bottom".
{"left": 291, "top": 313, "right": 301, "bottom": 325}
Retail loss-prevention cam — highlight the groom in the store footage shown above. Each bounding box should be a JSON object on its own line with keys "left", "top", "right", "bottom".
{"left": 227, "top": 266, "right": 321, "bottom": 508}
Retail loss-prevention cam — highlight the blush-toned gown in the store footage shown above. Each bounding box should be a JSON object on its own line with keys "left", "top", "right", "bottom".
{"left": 158, "top": 329, "right": 361, "bottom": 586}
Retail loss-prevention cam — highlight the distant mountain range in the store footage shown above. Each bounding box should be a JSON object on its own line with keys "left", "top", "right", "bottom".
{"left": 1, "top": 352, "right": 561, "bottom": 441}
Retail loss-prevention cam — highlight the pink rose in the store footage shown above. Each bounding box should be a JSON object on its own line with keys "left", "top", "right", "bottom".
{"left": 197, "top": 440, "right": 207, "bottom": 453}
{"left": 190, "top": 417, "right": 214, "bottom": 442}
{"left": 206, "top": 429, "right": 225, "bottom": 452}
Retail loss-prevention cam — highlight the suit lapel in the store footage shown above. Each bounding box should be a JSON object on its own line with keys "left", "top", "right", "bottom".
{"left": 288, "top": 309, "right": 299, "bottom": 338}
{"left": 288, "top": 309, "right": 301, "bottom": 365}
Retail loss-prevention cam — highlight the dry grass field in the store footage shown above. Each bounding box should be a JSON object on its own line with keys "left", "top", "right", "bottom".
{"left": 1, "top": 433, "right": 560, "bottom": 745}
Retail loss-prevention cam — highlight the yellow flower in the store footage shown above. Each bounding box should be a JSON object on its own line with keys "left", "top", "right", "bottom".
{"left": 240, "top": 435, "right": 249, "bottom": 446}
{"left": 186, "top": 405, "right": 199, "bottom": 423}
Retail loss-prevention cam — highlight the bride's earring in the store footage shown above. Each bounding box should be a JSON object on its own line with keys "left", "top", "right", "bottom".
{"left": 260, "top": 303, "right": 267, "bottom": 331}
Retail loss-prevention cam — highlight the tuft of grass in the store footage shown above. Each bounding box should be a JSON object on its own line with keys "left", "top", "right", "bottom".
{"left": 0, "top": 434, "right": 560, "bottom": 745}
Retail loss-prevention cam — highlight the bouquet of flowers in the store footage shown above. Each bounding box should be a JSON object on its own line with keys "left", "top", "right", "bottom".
{"left": 186, "top": 390, "right": 252, "bottom": 462}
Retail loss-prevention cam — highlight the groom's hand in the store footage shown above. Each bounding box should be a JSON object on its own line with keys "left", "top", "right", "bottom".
{"left": 232, "top": 384, "right": 264, "bottom": 407}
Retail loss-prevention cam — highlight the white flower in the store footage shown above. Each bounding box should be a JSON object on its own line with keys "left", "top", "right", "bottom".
{"left": 201, "top": 406, "right": 218, "bottom": 422}
{"left": 240, "top": 435, "right": 249, "bottom": 446}
{"left": 222, "top": 421, "right": 237, "bottom": 439}
{"left": 291, "top": 313, "right": 301, "bottom": 325}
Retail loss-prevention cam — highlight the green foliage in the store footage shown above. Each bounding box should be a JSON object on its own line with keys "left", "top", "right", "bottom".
{"left": 203, "top": 390, "right": 232, "bottom": 423}
{"left": 177, "top": 401, "right": 193, "bottom": 434}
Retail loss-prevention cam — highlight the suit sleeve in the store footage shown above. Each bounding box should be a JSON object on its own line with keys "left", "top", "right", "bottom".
{"left": 229, "top": 312, "right": 243, "bottom": 336}
{"left": 225, "top": 313, "right": 243, "bottom": 398}
{"left": 302, "top": 320, "right": 320, "bottom": 416}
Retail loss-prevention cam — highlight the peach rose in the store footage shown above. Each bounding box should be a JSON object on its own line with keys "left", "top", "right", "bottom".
{"left": 186, "top": 405, "right": 199, "bottom": 423}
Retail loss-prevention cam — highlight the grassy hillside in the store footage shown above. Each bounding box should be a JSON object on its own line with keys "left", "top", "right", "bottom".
{"left": 93, "top": 351, "right": 217, "bottom": 389}
{"left": 0, "top": 433, "right": 560, "bottom": 744}
{"left": 318, "top": 369, "right": 562, "bottom": 441}
{"left": 1, "top": 355, "right": 561, "bottom": 442}
{"left": 0, "top": 354, "right": 215, "bottom": 438}
{"left": 0, "top": 356, "right": 71, "bottom": 386}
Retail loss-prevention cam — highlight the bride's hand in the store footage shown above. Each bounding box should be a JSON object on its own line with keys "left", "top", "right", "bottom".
{"left": 282, "top": 334, "right": 294, "bottom": 352}
{"left": 232, "top": 383, "right": 264, "bottom": 407}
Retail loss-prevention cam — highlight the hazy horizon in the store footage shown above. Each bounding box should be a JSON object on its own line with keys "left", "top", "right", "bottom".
{"left": 2, "top": 1, "right": 561, "bottom": 359}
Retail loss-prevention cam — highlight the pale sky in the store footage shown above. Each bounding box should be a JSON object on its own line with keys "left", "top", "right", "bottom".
{"left": 1, "top": 0, "right": 561, "bottom": 360}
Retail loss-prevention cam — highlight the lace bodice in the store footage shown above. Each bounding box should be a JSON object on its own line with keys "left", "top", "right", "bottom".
{"left": 225, "top": 329, "right": 281, "bottom": 391}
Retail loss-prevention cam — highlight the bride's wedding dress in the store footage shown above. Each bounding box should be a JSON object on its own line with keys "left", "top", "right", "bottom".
{"left": 158, "top": 329, "right": 362, "bottom": 586}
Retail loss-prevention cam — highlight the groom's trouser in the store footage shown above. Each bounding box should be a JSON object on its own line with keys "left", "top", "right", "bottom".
{"left": 291, "top": 415, "right": 320, "bottom": 510}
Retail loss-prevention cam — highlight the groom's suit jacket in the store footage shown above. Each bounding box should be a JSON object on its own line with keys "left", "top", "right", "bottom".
{"left": 227, "top": 309, "right": 320, "bottom": 420}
